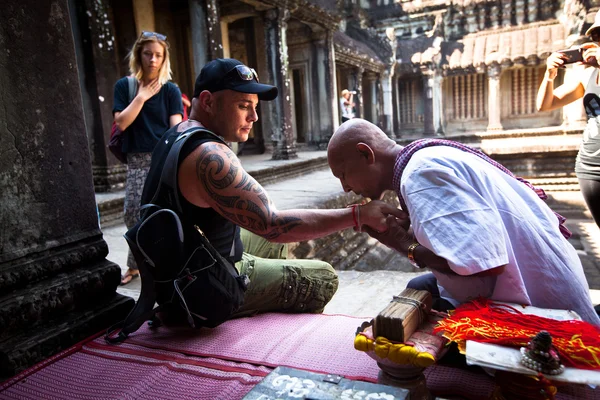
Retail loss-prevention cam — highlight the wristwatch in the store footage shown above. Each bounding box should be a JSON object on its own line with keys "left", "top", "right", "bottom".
{"left": 407, "top": 242, "right": 422, "bottom": 269}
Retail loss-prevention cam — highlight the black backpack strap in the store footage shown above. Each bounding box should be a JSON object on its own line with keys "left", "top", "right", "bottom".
{"left": 105, "top": 232, "right": 162, "bottom": 343}
{"left": 150, "top": 126, "right": 227, "bottom": 213}
{"left": 126, "top": 76, "right": 137, "bottom": 104}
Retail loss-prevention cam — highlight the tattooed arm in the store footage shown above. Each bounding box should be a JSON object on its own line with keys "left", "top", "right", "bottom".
{"left": 178, "top": 141, "right": 391, "bottom": 243}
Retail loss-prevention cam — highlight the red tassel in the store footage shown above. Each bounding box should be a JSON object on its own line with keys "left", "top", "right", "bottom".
{"left": 434, "top": 298, "right": 600, "bottom": 370}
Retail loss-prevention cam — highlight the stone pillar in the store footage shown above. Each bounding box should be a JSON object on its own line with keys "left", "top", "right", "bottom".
{"left": 376, "top": 74, "right": 385, "bottom": 129}
{"left": 265, "top": 8, "right": 297, "bottom": 160}
{"left": 380, "top": 69, "right": 395, "bottom": 138}
{"left": 132, "top": 0, "right": 155, "bottom": 33}
{"left": 432, "top": 71, "right": 445, "bottom": 135}
{"left": 501, "top": 0, "right": 513, "bottom": 27}
{"left": 70, "top": 0, "right": 126, "bottom": 193}
{"left": 487, "top": 63, "right": 504, "bottom": 131}
{"left": 352, "top": 67, "right": 365, "bottom": 119}
{"left": 0, "top": 0, "right": 134, "bottom": 380}
{"left": 392, "top": 75, "right": 400, "bottom": 137}
{"left": 253, "top": 15, "right": 272, "bottom": 154}
{"left": 189, "top": 0, "right": 223, "bottom": 76}
{"left": 311, "top": 28, "right": 337, "bottom": 145}
{"left": 421, "top": 70, "right": 435, "bottom": 136}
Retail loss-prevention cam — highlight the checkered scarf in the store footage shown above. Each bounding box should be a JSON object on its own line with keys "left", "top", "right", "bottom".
{"left": 392, "top": 139, "right": 571, "bottom": 239}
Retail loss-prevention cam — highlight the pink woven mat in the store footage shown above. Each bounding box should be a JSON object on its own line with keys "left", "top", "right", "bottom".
{"left": 0, "top": 351, "right": 261, "bottom": 400}
{"left": 0, "top": 340, "right": 266, "bottom": 400}
{"left": 121, "top": 312, "right": 381, "bottom": 382}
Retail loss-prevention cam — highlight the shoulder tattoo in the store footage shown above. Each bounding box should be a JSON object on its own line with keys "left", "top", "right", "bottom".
{"left": 195, "top": 143, "right": 301, "bottom": 239}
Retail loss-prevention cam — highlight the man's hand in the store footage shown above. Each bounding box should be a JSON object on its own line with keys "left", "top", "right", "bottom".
{"left": 362, "top": 214, "right": 413, "bottom": 254}
{"left": 359, "top": 200, "right": 409, "bottom": 233}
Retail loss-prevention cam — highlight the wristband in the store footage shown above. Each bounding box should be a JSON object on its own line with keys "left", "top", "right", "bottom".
{"left": 407, "top": 242, "right": 422, "bottom": 269}
{"left": 348, "top": 204, "right": 362, "bottom": 232}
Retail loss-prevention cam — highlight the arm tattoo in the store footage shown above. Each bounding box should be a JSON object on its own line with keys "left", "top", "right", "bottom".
{"left": 196, "top": 143, "right": 301, "bottom": 239}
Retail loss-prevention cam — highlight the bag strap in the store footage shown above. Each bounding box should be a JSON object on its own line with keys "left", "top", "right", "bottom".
{"left": 105, "top": 233, "right": 162, "bottom": 344}
{"left": 126, "top": 76, "right": 138, "bottom": 104}
{"left": 149, "top": 126, "right": 227, "bottom": 214}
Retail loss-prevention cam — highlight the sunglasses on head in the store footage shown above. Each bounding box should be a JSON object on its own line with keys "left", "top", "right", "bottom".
{"left": 227, "top": 65, "right": 259, "bottom": 82}
{"left": 141, "top": 31, "right": 167, "bottom": 41}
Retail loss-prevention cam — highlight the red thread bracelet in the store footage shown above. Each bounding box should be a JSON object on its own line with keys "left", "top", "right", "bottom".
{"left": 348, "top": 204, "right": 360, "bottom": 230}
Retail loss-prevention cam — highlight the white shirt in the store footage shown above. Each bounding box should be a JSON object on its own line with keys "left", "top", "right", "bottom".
{"left": 400, "top": 146, "right": 600, "bottom": 325}
{"left": 340, "top": 97, "right": 354, "bottom": 119}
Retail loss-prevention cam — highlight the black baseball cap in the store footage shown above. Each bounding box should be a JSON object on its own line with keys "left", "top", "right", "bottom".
{"left": 193, "top": 58, "right": 278, "bottom": 101}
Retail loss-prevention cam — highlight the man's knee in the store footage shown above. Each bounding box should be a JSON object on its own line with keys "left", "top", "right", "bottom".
{"left": 283, "top": 261, "right": 338, "bottom": 313}
{"left": 407, "top": 273, "right": 438, "bottom": 293}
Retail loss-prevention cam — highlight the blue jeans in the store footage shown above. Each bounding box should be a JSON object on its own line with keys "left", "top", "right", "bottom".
{"left": 407, "top": 273, "right": 455, "bottom": 312}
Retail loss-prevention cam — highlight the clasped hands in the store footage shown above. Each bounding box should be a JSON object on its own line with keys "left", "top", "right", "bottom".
{"left": 356, "top": 200, "right": 413, "bottom": 253}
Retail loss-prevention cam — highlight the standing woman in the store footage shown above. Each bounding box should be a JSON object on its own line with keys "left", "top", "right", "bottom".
{"left": 113, "top": 31, "right": 183, "bottom": 285}
{"left": 537, "top": 16, "right": 600, "bottom": 231}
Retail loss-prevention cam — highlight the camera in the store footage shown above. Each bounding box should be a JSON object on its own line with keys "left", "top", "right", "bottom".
{"left": 350, "top": 90, "right": 357, "bottom": 94}
{"left": 558, "top": 48, "right": 583, "bottom": 65}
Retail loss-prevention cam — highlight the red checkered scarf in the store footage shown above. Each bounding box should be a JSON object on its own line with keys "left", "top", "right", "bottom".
{"left": 392, "top": 139, "right": 571, "bottom": 239}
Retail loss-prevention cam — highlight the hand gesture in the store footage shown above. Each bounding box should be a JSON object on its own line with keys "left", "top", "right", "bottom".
{"left": 581, "top": 42, "right": 600, "bottom": 68}
{"left": 362, "top": 215, "right": 413, "bottom": 253}
{"left": 358, "top": 200, "right": 409, "bottom": 233}
{"left": 137, "top": 78, "right": 161, "bottom": 102}
{"left": 545, "top": 51, "right": 566, "bottom": 79}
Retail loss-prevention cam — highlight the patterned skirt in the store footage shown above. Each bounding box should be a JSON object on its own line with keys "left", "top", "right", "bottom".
{"left": 124, "top": 152, "right": 152, "bottom": 268}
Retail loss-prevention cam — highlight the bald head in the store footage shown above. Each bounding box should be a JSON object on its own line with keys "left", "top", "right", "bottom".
{"left": 327, "top": 119, "right": 399, "bottom": 200}
{"left": 328, "top": 119, "right": 395, "bottom": 163}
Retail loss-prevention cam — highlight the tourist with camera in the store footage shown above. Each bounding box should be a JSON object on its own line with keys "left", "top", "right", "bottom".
{"left": 536, "top": 13, "right": 600, "bottom": 231}
{"left": 340, "top": 89, "right": 356, "bottom": 122}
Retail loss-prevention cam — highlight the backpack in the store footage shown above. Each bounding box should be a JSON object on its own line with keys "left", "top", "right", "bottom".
{"left": 108, "top": 76, "right": 137, "bottom": 164}
{"left": 105, "top": 127, "right": 249, "bottom": 343}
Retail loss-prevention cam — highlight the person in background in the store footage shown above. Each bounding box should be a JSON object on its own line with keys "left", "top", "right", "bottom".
{"left": 340, "top": 89, "right": 355, "bottom": 123}
{"left": 327, "top": 118, "right": 600, "bottom": 325}
{"left": 112, "top": 31, "right": 183, "bottom": 285}
{"left": 536, "top": 14, "right": 600, "bottom": 231}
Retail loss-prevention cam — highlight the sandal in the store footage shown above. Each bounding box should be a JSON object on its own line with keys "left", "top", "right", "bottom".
{"left": 120, "top": 269, "right": 140, "bottom": 286}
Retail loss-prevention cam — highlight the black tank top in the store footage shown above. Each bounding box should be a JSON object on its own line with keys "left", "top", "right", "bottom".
{"left": 141, "top": 126, "right": 243, "bottom": 264}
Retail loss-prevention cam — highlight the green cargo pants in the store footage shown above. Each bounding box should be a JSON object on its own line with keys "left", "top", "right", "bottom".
{"left": 232, "top": 229, "right": 339, "bottom": 318}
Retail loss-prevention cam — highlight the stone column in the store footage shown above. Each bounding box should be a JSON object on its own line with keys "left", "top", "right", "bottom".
{"left": 376, "top": 74, "right": 385, "bottom": 129}
{"left": 487, "top": 63, "right": 504, "bottom": 131}
{"left": 421, "top": 69, "right": 435, "bottom": 136}
{"left": 380, "top": 69, "right": 395, "bottom": 138}
{"left": 189, "top": 0, "right": 223, "bottom": 76}
{"left": 0, "top": 0, "right": 134, "bottom": 380}
{"left": 432, "top": 70, "right": 445, "bottom": 135}
{"left": 311, "top": 28, "right": 337, "bottom": 144}
{"left": 132, "top": 0, "right": 155, "bottom": 33}
{"left": 352, "top": 67, "right": 365, "bottom": 119}
{"left": 70, "top": 0, "right": 125, "bottom": 193}
{"left": 265, "top": 8, "right": 297, "bottom": 160}
{"left": 392, "top": 75, "right": 400, "bottom": 137}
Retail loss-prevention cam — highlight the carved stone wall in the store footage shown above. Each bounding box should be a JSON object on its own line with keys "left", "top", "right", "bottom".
{"left": 0, "top": 0, "right": 134, "bottom": 380}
